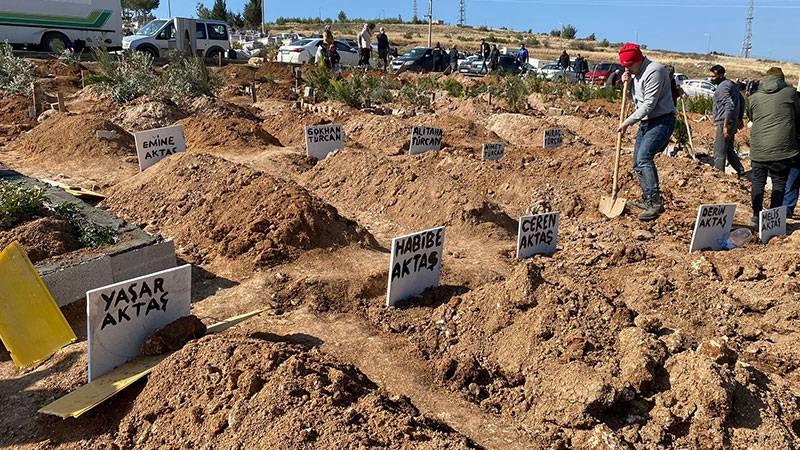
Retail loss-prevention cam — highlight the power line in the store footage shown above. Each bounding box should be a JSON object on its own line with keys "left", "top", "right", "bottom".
{"left": 412, "top": 0, "right": 418, "bottom": 21}
{"left": 458, "top": 0, "right": 466, "bottom": 26}
{"left": 740, "top": 0, "right": 754, "bottom": 58}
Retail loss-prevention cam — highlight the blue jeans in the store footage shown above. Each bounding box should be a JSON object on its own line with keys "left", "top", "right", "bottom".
{"left": 783, "top": 165, "right": 800, "bottom": 217}
{"left": 633, "top": 113, "right": 675, "bottom": 198}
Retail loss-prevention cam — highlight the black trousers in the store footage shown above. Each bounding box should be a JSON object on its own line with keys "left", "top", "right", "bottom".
{"left": 751, "top": 158, "right": 793, "bottom": 218}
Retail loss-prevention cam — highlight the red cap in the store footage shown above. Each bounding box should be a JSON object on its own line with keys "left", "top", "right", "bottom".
{"left": 619, "top": 43, "right": 643, "bottom": 67}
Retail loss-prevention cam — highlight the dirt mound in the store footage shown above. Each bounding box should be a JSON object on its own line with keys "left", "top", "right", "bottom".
{"left": 413, "top": 113, "right": 501, "bottom": 150}
{"left": 0, "top": 95, "right": 36, "bottom": 139}
{"left": 343, "top": 113, "right": 410, "bottom": 153}
{"left": 115, "top": 333, "right": 477, "bottom": 449}
{"left": 0, "top": 216, "right": 81, "bottom": 263}
{"left": 259, "top": 62, "right": 295, "bottom": 82}
{"left": 114, "top": 97, "right": 187, "bottom": 132}
{"left": 485, "top": 113, "right": 549, "bottom": 147}
{"left": 183, "top": 96, "right": 260, "bottom": 121}
{"left": 33, "top": 59, "right": 82, "bottom": 77}
{"left": 261, "top": 107, "right": 330, "bottom": 147}
{"left": 302, "top": 149, "right": 516, "bottom": 236}
{"left": 2, "top": 113, "right": 137, "bottom": 189}
{"left": 177, "top": 116, "right": 280, "bottom": 153}
{"left": 104, "top": 153, "right": 376, "bottom": 275}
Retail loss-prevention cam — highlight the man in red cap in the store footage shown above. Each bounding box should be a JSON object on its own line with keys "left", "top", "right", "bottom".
{"left": 617, "top": 43, "right": 676, "bottom": 221}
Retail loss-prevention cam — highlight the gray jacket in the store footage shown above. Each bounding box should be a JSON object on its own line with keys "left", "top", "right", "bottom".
{"left": 712, "top": 79, "right": 744, "bottom": 126}
{"left": 623, "top": 58, "right": 676, "bottom": 127}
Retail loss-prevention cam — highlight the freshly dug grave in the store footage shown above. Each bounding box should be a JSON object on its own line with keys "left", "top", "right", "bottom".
{"left": 260, "top": 107, "right": 330, "bottom": 147}
{"left": 0, "top": 95, "right": 36, "bottom": 140}
{"left": 343, "top": 113, "right": 412, "bottom": 154}
{"left": 413, "top": 113, "right": 503, "bottom": 151}
{"left": 103, "top": 152, "right": 377, "bottom": 276}
{"left": 113, "top": 97, "right": 187, "bottom": 132}
{"left": 1, "top": 113, "right": 137, "bottom": 189}
{"left": 177, "top": 116, "right": 281, "bottom": 153}
{"left": 184, "top": 96, "right": 261, "bottom": 121}
{"left": 0, "top": 216, "right": 81, "bottom": 263}
{"left": 115, "top": 333, "right": 478, "bottom": 449}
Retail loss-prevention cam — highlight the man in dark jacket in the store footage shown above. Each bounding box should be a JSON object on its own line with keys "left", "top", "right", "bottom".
{"left": 748, "top": 67, "right": 800, "bottom": 226}
{"left": 489, "top": 44, "right": 500, "bottom": 72}
{"left": 432, "top": 42, "right": 443, "bottom": 72}
{"left": 710, "top": 65, "right": 746, "bottom": 176}
{"left": 558, "top": 50, "right": 571, "bottom": 76}
{"left": 574, "top": 54, "right": 586, "bottom": 83}
{"left": 480, "top": 39, "right": 491, "bottom": 73}
{"left": 376, "top": 27, "right": 390, "bottom": 71}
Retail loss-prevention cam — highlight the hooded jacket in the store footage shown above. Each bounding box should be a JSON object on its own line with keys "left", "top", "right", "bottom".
{"left": 747, "top": 76, "right": 800, "bottom": 162}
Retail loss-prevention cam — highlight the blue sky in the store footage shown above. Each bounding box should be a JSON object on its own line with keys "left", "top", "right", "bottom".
{"left": 154, "top": 0, "right": 800, "bottom": 62}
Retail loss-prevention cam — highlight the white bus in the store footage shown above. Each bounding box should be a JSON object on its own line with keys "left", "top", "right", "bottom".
{"left": 0, "top": 0, "right": 122, "bottom": 51}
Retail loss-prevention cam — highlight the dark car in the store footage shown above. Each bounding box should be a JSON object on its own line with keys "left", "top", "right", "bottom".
{"left": 586, "top": 62, "right": 624, "bottom": 85}
{"left": 460, "top": 54, "right": 526, "bottom": 76}
{"left": 390, "top": 47, "right": 451, "bottom": 73}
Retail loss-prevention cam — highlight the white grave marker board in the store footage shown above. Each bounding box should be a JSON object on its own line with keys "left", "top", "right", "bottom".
{"left": 543, "top": 128, "right": 564, "bottom": 148}
{"left": 517, "top": 212, "right": 560, "bottom": 259}
{"left": 134, "top": 125, "right": 186, "bottom": 171}
{"left": 305, "top": 123, "right": 344, "bottom": 160}
{"left": 689, "top": 204, "right": 736, "bottom": 252}
{"left": 482, "top": 143, "right": 505, "bottom": 161}
{"left": 386, "top": 226, "right": 445, "bottom": 306}
{"left": 86, "top": 265, "right": 191, "bottom": 381}
{"left": 409, "top": 126, "right": 444, "bottom": 155}
{"left": 759, "top": 206, "right": 786, "bottom": 244}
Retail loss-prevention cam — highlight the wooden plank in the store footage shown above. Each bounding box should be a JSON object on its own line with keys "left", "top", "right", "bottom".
{"left": 37, "top": 309, "right": 265, "bottom": 418}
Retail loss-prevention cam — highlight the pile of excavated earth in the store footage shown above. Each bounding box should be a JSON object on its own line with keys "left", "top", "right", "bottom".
{"left": 2, "top": 57, "right": 799, "bottom": 450}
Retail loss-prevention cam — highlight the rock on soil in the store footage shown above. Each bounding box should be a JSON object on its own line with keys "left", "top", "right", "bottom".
{"left": 0, "top": 216, "right": 81, "bottom": 263}
{"left": 103, "top": 153, "right": 377, "bottom": 274}
{"left": 116, "top": 333, "right": 478, "bottom": 449}
{"left": 142, "top": 315, "right": 207, "bottom": 356}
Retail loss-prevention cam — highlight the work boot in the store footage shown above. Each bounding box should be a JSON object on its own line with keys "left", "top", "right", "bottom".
{"left": 628, "top": 195, "right": 648, "bottom": 210}
{"left": 638, "top": 193, "right": 665, "bottom": 221}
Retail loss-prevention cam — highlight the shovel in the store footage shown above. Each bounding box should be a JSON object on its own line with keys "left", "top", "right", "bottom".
{"left": 599, "top": 80, "right": 630, "bottom": 218}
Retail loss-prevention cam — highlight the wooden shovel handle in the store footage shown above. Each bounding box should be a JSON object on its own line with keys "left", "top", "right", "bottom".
{"left": 611, "top": 80, "right": 629, "bottom": 199}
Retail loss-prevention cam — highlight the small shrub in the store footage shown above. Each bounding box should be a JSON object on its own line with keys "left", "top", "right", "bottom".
{"left": 525, "top": 35, "right": 540, "bottom": 47}
{"left": 570, "top": 83, "right": 593, "bottom": 102}
{"left": 684, "top": 95, "right": 713, "bottom": 114}
{"left": 0, "top": 182, "right": 46, "bottom": 228}
{"left": 403, "top": 31, "right": 414, "bottom": 40}
{"left": 87, "top": 48, "right": 157, "bottom": 103}
{"left": 575, "top": 41, "right": 594, "bottom": 51}
{"left": 592, "top": 86, "right": 622, "bottom": 101}
{"left": 478, "top": 26, "right": 488, "bottom": 32}
{"left": 50, "top": 202, "right": 117, "bottom": 248}
{"left": 441, "top": 78, "right": 464, "bottom": 97}
{"left": 501, "top": 75, "right": 529, "bottom": 112}
{"left": 53, "top": 41, "right": 82, "bottom": 66}
{"left": 562, "top": 24, "right": 577, "bottom": 40}
{"left": 674, "top": 113, "right": 690, "bottom": 147}
{"left": 599, "top": 39, "right": 610, "bottom": 48}
{"left": 0, "top": 42, "right": 36, "bottom": 96}
{"left": 159, "top": 53, "right": 221, "bottom": 101}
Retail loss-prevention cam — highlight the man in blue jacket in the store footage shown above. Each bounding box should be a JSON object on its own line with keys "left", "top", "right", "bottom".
{"left": 516, "top": 43, "right": 529, "bottom": 66}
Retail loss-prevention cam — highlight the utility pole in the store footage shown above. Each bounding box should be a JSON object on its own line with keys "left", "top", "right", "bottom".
{"left": 412, "top": 0, "right": 418, "bottom": 23}
{"left": 167, "top": 0, "right": 172, "bottom": 18}
{"left": 740, "top": 0, "right": 753, "bottom": 58}
{"left": 427, "top": 0, "right": 433, "bottom": 48}
{"left": 261, "top": 0, "right": 266, "bottom": 35}
{"left": 704, "top": 33, "right": 711, "bottom": 54}
{"left": 458, "top": 0, "right": 465, "bottom": 27}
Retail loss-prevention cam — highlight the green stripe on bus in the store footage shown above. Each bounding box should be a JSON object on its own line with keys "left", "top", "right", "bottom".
{"left": 0, "top": 10, "right": 111, "bottom": 28}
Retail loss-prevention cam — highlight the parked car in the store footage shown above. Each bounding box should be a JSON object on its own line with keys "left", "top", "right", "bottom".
{"left": 674, "top": 72, "right": 689, "bottom": 85}
{"left": 457, "top": 53, "right": 479, "bottom": 70}
{"left": 460, "top": 54, "right": 526, "bottom": 76}
{"left": 276, "top": 38, "right": 359, "bottom": 66}
{"left": 535, "top": 63, "right": 578, "bottom": 82}
{"left": 390, "top": 47, "right": 451, "bottom": 73}
{"left": 123, "top": 18, "right": 230, "bottom": 60}
{"left": 682, "top": 79, "right": 716, "bottom": 97}
{"left": 338, "top": 38, "right": 358, "bottom": 50}
{"left": 586, "top": 62, "right": 624, "bottom": 85}
{"left": 371, "top": 43, "right": 398, "bottom": 57}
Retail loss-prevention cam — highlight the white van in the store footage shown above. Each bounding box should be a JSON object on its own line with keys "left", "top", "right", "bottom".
{"left": 122, "top": 18, "right": 230, "bottom": 60}
{"left": 0, "top": 0, "right": 122, "bottom": 51}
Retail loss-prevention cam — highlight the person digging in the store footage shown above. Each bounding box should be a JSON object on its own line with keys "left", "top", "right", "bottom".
{"left": 617, "top": 43, "right": 676, "bottom": 221}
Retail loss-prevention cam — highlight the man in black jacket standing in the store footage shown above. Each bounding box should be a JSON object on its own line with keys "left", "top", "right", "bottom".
{"left": 376, "top": 27, "right": 390, "bottom": 71}
{"left": 558, "top": 50, "right": 571, "bottom": 77}
{"left": 480, "top": 39, "right": 491, "bottom": 74}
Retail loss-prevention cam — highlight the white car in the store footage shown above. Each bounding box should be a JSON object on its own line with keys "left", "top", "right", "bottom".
{"left": 535, "top": 63, "right": 578, "bottom": 82}
{"left": 682, "top": 79, "right": 716, "bottom": 97}
{"left": 123, "top": 18, "right": 230, "bottom": 60}
{"left": 276, "top": 38, "right": 359, "bottom": 66}
{"left": 674, "top": 72, "right": 688, "bottom": 85}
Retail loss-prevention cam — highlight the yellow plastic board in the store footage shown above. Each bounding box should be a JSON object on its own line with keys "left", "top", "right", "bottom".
{"left": 38, "top": 309, "right": 265, "bottom": 418}
{"left": 0, "top": 242, "right": 77, "bottom": 368}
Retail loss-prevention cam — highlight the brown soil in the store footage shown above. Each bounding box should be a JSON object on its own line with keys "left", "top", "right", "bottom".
{"left": 103, "top": 152, "right": 377, "bottom": 277}
{"left": 0, "top": 216, "right": 81, "bottom": 263}
{"left": 33, "top": 59, "right": 82, "bottom": 78}
{"left": 0, "top": 95, "right": 36, "bottom": 141}
{"left": 141, "top": 315, "right": 207, "bottom": 356}
{"left": 113, "top": 97, "right": 187, "bottom": 132}
{"left": 1, "top": 113, "right": 137, "bottom": 189}
{"left": 260, "top": 106, "right": 330, "bottom": 147}
{"left": 178, "top": 116, "right": 281, "bottom": 153}
{"left": 115, "top": 332, "right": 478, "bottom": 449}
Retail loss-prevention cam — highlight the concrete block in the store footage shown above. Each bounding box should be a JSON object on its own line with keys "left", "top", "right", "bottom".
{"left": 110, "top": 239, "right": 177, "bottom": 283}
{"left": 41, "top": 256, "right": 113, "bottom": 307}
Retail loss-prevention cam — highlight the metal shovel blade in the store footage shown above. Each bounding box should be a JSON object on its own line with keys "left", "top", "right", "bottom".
{"left": 599, "top": 195, "right": 626, "bottom": 218}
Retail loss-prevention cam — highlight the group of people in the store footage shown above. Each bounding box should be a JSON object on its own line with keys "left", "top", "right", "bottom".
{"left": 317, "top": 23, "right": 392, "bottom": 71}
{"left": 617, "top": 43, "right": 800, "bottom": 226}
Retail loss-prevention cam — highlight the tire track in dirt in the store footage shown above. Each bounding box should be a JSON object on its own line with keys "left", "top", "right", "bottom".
{"left": 259, "top": 306, "right": 535, "bottom": 450}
